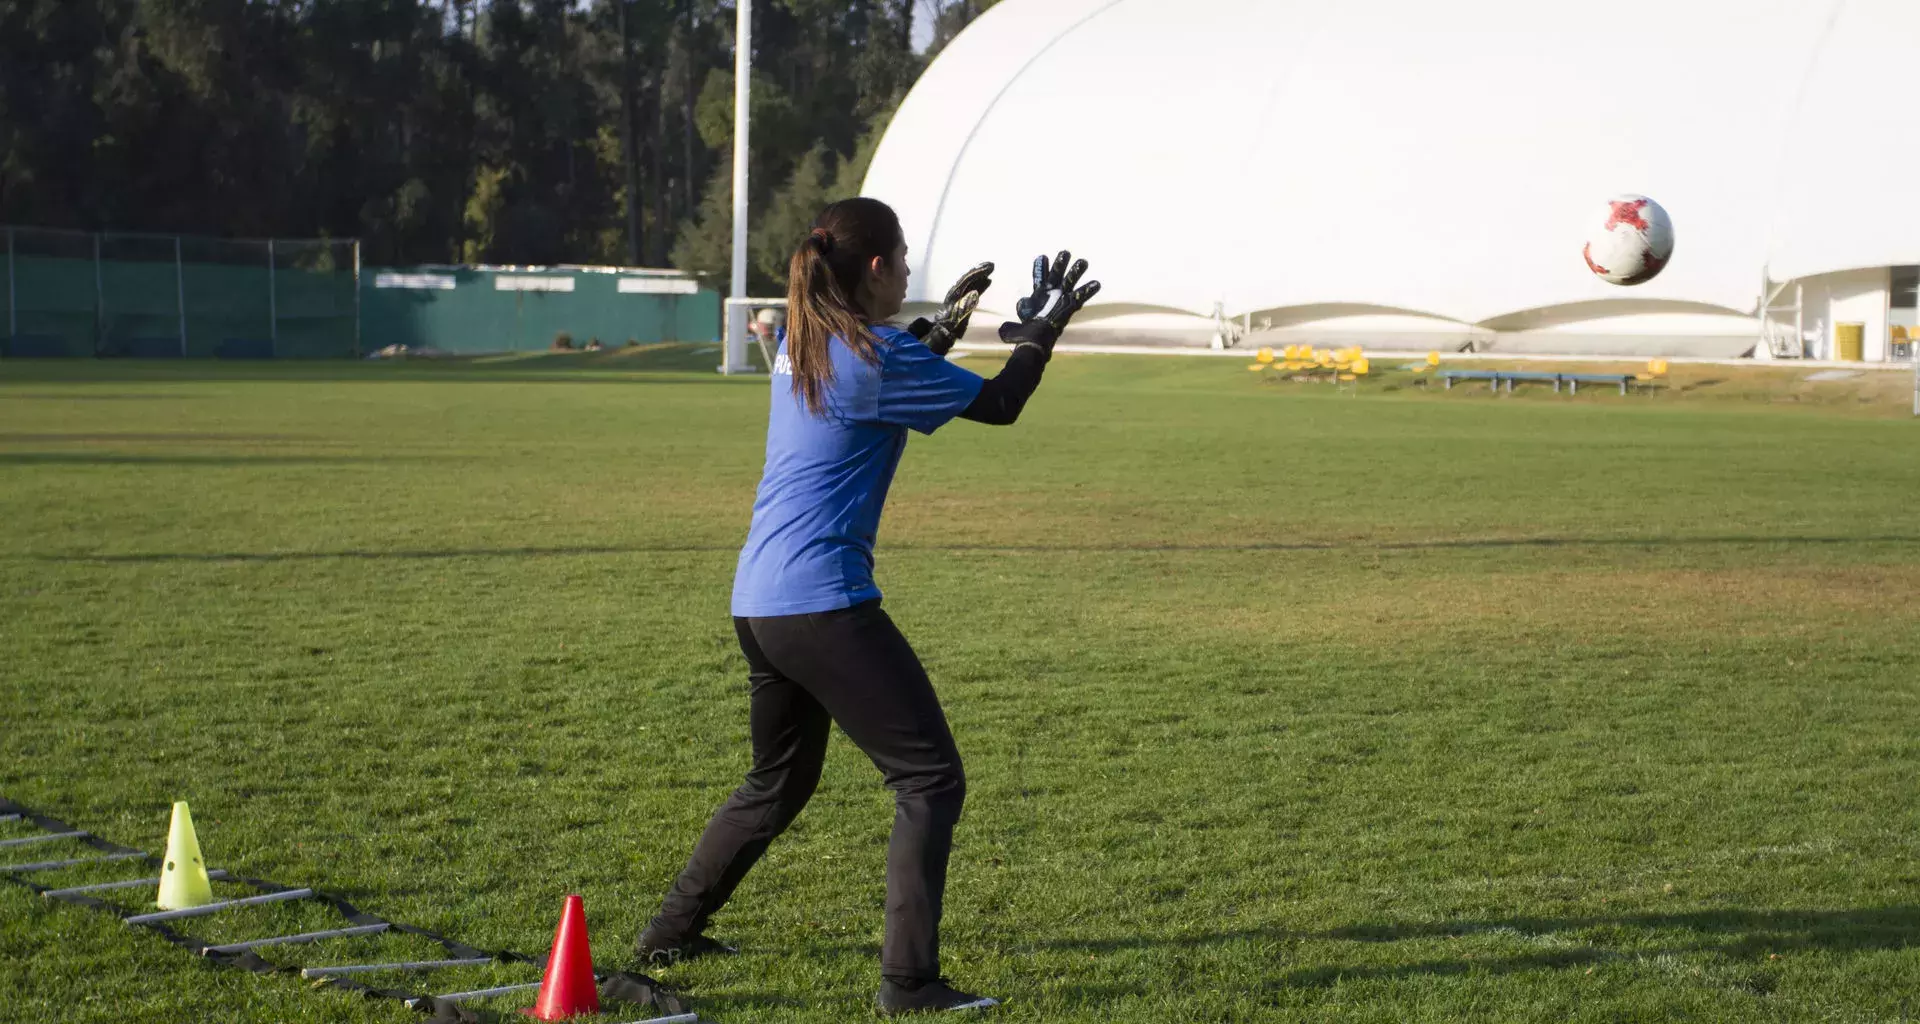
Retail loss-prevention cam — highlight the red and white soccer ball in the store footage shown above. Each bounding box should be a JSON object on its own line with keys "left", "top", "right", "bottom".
{"left": 1583, "top": 194, "right": 1674, "bottom": 286}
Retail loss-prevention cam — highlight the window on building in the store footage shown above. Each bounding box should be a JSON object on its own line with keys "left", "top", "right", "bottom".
{"left": 1892, "top": 266, "right": 1918, "bottom": 360}
{"left": 1893, "top": 266, "right": 1918, "bottom": 312}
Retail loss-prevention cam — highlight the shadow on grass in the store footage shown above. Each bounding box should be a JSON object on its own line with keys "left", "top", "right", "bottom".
{"left": 0, "top": 453, "right": 413, "bottom": 467}
{"left": 1026, "top": 906, "right": 1920, "bottom": 993}
{"left": 3, "top": 370, "right": 752, "bottom": 387}
{"left": 0, "top": 432, "right": 312, "bottom": 443}
{"left": 917, "top": 534, "right": 1920, "bottom": 555}
{"left": 0, "top": 349, "right": 754, "bottom": 385}
{"left": 658, "top": 989, "right": 811, "bottom": 1016}
{"left": 1261, "top": 948, "right": 1617, "bottom": 992}
{"left": 17, "top": 545, "right": 698, "bottom": 563}
{"left": 1325, "top": 905, "right": 1920, "bottom": 956}
{"left": 15, "top": 534, "right": 1920, "bottom": 564}
{"left": 0, "top": 392, "right": 204, "bottom": 401}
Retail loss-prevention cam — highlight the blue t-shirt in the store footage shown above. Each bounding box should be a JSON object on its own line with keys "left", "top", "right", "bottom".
{"left": 731, "top": 324, "right": 985, "bottom": 617}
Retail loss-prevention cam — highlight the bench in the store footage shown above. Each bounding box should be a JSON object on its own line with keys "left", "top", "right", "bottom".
{"left": 1492, "top": 370, "right": 1563, "bottom": 393}
{"left": 1438, "top": 369, "right": 1499, "bottom": 391}
{"left": 1438, "top": 369, "right": 1638, "bottom": 394}
{"left": 1438, "top": 369, "right": 1559, "bottom": 393}
{"left": 1557, "top": 372, "right": 1638, "bottom": 395}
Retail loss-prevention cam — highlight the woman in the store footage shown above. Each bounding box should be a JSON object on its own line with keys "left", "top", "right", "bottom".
{"left": 635, "top": 196, "right": 1097, "bottom": 1016}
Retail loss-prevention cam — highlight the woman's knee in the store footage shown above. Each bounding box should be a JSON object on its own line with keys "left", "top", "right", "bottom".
{"left": 892, "top": 759, "right": 965, "bottom": 810}
{"left": 742, "top": 758, "right": 825, "bottom": 808}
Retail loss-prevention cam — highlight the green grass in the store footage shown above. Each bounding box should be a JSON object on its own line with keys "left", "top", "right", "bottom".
{"left": 2, "top": 353, "right": 1918, "bottom": 1023}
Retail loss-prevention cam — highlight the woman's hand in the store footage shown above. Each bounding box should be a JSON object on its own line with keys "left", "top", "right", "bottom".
{"left": 1001, "top": 251, "right": 1100, "bottom": 355}
{"left": 908, "top": 261, "right": 995, "bottom": 355}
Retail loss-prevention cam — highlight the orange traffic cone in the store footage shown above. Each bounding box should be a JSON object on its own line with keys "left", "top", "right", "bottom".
{"left": 524, "top": 894, "right": 599, "bottom": 1020}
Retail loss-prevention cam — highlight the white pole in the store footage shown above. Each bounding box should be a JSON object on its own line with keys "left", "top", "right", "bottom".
{"left": 1882, "top": 267, "right": 1893, "bottom": 364}
{"left": 175, "top": 236, "right": 187, "bottom": 357}
{"left": 723, "top": 0, "right": 752, "bottom": 374}
{"left": 1794, "top": 282, "right": 1803, "bottom": 358}
{"left": 301, "top": 957, "right": 492, "bottom": 979}
{"left": 124, "top": 888, "right": 313, "bottom": 925}
{"left": 421, "top": 981, "right": 543, "bottom": 1005}
{"left": 201, "top": 922, "right": 390, "bottom": 955}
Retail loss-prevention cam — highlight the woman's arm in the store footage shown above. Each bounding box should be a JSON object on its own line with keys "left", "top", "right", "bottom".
{"left": 958, "top": 251, "right": 1101, "bottom": 425}
{"left": 957, "top": 342, "right": 1048, "bottom": 425}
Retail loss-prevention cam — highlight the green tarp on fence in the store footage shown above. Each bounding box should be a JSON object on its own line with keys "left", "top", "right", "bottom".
{"left": 358, "top": 266, "right": 719, "bottom": 354}
{"left": 2, "top": 228, "right": 720, "bottom": 359}
{"left": 1, "top": 228, "right": 357, "bottom": 359}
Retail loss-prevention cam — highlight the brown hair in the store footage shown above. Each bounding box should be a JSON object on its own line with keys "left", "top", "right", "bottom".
{"left": 785, "top": 197, "right": 904, "bottom": 416}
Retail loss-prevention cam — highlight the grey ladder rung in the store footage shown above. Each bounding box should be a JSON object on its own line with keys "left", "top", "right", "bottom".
{"left": 43, "top": 870, "right": 231, "bottom": 897}
{"left": 0, "top": 813, "right": 21, "bottom": 823}
{"left": 124, "top": 887, "right": 313, "bottom": 925}
{"left": 0, "top": 830, "right": 87, "bottom": 848}
{"left": 301, "top": 956, "right": 492, "bottom": 979}
{"left": 203, "top": 922, "right": 390, "bottom": 954}
{"left": 3, "top": 850, "right": 148, "bottom": 873}
{"left": 417, "top": 980, "right": 542, "bottom": 1005}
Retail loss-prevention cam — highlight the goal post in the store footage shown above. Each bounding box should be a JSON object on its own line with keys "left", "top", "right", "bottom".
{"left": 724, "top": 296, "right": 786, "bottom": 372}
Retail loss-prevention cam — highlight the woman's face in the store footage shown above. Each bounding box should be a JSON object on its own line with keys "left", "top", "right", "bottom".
{"left": 860, "top": 240, "right": 910, "bottom": 322}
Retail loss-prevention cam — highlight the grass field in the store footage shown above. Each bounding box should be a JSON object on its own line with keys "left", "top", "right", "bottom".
{"left": 3, "top": 350, "right": 1918, "bottom": 1023}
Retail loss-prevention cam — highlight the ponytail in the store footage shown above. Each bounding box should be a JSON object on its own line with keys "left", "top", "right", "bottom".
{"left": 785, "top": 198, "right": 904, "bottom": 416}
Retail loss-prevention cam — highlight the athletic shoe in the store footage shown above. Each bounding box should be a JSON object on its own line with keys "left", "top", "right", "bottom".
{"left": 876, "top": 978, "right": 999, "bottom": 1015}
{"left": 635, "top": 931, "right": 738, "bottom": 967}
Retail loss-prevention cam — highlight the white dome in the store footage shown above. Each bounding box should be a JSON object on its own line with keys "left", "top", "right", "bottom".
{"left": 865, "top": 0, "right": 1920, "bottom": 331}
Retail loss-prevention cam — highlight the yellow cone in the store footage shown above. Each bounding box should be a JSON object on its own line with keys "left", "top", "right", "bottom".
{"left": 156, "top": 801, "right": 213, "bottom": 910}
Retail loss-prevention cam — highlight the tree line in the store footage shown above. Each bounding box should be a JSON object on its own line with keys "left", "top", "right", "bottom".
{"left": 0, "top": 0, "right": 996, "bottom": 291}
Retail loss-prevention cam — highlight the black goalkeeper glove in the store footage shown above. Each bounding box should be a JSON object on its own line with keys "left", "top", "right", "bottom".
{"left": 907, "top": 261, "right": 994, "bottom": 356}
{"left": 1000, "top": 250, "right": 1100, "bottom": 357}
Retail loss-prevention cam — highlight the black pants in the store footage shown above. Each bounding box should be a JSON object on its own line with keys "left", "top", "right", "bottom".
{"left": 644, "top": 600, "right": 966, "bottom": 980}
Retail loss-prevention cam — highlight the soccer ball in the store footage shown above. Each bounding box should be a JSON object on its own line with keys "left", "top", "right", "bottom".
{"left": 1583, "top": 194, "right": 1674, "bottom": 286}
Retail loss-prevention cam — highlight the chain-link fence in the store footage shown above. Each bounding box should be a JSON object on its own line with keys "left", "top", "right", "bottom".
{"left": 1, "top": 227, "right": 359, "bottom": 359}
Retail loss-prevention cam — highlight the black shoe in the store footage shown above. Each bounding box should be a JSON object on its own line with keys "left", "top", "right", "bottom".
{"left": 636, "top": 931, "right": 738, "bottom": 968}
{"left": 876, "top": 978, "right": 999, "bottom": 1015}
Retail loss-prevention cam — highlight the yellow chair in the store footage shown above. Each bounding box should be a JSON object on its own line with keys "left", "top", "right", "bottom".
{"left": 1336, "top": 356, "right": 1369, "bottom": 386}
{"left": 1427, "top": 351, "right": 1441, "bottom": 367}
{"left": 1256, "top": 347, "right": 1275, "bottom": 364}
{"left": 1248, "top": 363, "right": 1267, "bottom": 372}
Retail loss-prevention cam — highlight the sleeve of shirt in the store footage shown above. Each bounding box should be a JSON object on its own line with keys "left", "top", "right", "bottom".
{"left": 873, "top": 328, "right": 986, "bottom": 434}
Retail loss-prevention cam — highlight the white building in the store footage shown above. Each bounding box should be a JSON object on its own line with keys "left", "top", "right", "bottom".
{"left": 865, "top": 0, "right": 1920, "bottom": 360}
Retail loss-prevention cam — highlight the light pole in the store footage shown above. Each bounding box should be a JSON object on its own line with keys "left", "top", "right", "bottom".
{"left": 721, "top": 0, "right": 753, "bottom": 374}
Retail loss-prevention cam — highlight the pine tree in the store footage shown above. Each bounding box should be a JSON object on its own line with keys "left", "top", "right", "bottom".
{"left": 0, "top": 0, "right": 1006, "bottom": 266}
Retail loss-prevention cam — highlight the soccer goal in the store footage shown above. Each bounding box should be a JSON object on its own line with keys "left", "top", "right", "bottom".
{"left": 723, "top": 296, "right": 786, "bottom": 374}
